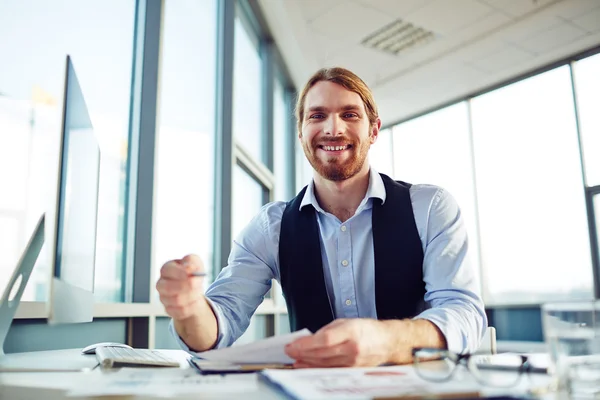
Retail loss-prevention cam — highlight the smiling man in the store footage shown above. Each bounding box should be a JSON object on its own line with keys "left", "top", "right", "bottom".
{"left": 156, "top": 67, "right": 487, "bottom": 368}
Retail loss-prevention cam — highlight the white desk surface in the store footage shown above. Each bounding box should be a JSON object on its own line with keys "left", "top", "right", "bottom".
{"left": 0, "top": 348, "right": 283, "bottom": 400}
{"left": 0, "top": 349, "right": 556, "bottom": 400}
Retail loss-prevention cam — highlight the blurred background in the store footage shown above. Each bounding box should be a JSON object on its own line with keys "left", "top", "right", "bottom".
{"left": 1, "top": 0, "right": 599, "bottom": 352}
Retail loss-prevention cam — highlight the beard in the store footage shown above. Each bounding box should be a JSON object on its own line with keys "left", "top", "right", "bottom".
{"left": 302, "top": 137, "right": 370, "bottom": 182}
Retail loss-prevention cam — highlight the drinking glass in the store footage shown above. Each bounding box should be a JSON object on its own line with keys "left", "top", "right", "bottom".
{"left": 542, "top": 301, "right": 600, "bottom": 398}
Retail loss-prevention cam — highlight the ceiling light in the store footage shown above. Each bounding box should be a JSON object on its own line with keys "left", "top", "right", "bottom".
{"left": 362, "top": 19, "right": 436, "bottom": 56}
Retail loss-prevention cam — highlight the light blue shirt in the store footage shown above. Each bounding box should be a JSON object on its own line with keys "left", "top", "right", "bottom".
{"left": 171, "top": 168, "right": 487, "bottom": 354}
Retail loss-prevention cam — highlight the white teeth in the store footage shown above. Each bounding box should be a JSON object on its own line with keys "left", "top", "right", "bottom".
{"left": 323, "top": 145, "right": 346, "bottom": 151}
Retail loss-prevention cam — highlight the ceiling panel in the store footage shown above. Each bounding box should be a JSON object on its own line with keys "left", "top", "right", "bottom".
{"left": 452, "top": 11, "right": 512, "bottom": 43}
{"left": 404, "top": 0, "right": 494, "bottom": 34}
{"left": 469, "top": 45, "right": 535, "bottom": 73}
{"left": 297, "top": 0, "right": 345, "bottom": 23}
{"left": 551, "top": 0, "right": 600, "bottom": 19}
{"left": 500, "top": 14, "right": 559, "bottom": 42}
{"left": 309, "top": 32, "right": 347, "bottom": 64}
{"left": 570, "top": 5, "right": 600, "bottom": 32}
{"left": 355, "top": 0, "right": 434, "bottom": 17}
{"left": 479, "top": 0, "right": 557, "bottom": 17}
{"left": 324, "top": 46, "right": 399, "bottom": 86}
{"left": 519, "top": 22, "right": 588, "bottom": 53}
{"left": 309, "top": 1, "right": 395, "bottom": 42}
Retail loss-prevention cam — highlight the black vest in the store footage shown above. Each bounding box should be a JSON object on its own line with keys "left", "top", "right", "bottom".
{"left": 279, "top": 173, "right": 426, "bottom": 333}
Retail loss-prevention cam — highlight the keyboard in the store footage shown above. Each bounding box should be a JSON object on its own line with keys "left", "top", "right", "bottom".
{"left": 95, "top": 346, "right": 180, "bottom": 368}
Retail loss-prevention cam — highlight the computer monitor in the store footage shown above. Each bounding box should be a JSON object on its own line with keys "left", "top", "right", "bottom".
{"left": 0, "top": 55, "right": 100, "bottom": 355}
{"left": 47, "top": 55, "right": 100, "bottom": 324}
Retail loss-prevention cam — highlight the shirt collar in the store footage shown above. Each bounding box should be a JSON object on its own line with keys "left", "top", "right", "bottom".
{"left": 299, "top": 167, "right": 387, "bottom": 211}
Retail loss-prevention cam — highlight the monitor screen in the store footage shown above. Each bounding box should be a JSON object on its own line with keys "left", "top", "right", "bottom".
{"left": 48, "top": 55, "right": 100, "bottom": 324}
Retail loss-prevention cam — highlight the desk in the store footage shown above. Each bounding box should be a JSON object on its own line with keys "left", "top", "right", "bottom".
{"left": 0, "top": 349, "right": 283, "bottom": 399}
{"left": 0, "top": 349, "right": 556, "bottom": 400}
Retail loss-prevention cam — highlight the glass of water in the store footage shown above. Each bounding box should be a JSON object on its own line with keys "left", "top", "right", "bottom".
{"left": 542, "top": 301, "right": 600, "bottom": 398}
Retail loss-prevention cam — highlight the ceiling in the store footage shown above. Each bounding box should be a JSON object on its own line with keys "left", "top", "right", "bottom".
{"left": 257, "top": 0, "right": 600, "bottom": 126}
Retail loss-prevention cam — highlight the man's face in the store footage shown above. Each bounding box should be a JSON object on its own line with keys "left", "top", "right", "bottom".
{"left": 299, "top": 81, "right": 379, "bottom": 182}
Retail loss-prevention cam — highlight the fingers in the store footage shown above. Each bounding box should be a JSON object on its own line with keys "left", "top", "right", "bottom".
{"left": 288, "top": 340, "right": 359, "bottom": 367}
{"left": 181, "top": 254, "right": 204, "bottom": 274}
{"left": 287, "top": 320, "right": 350, "bottom": 352}
{"left": 156, "top": 254, "right": 205, "bottom": 320}
{"left": 156, "top": 276, "right": 202, "bottom": 297}
{"left": 159, "top": 259, "right": 189, "bottom": 280}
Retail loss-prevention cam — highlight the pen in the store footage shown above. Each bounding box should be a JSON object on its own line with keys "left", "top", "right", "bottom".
{"left": 189, "top": 271, "right": 207, "bottom": 277}
{"left": 375, "top": 392, "right": 481, "bottom": 400}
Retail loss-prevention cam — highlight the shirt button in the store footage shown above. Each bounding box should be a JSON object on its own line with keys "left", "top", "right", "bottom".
{"left": 341, "top": 225, "right": 347, "bottom": 232}
{"left": 345, "top": 299, "right": 352, "bottom": 306}
{"left": 341, "top": 260, "right": 349, "bottom": 267}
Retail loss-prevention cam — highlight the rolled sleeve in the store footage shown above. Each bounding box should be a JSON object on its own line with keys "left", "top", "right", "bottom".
{"left": 412, "top": 186, "right": 487, "bottom": 354}
{"left": 168, "top": 297, "right": 229, "bottom": 354}
{"left": 169, "top": 202, "right": 284, "bottom": 351}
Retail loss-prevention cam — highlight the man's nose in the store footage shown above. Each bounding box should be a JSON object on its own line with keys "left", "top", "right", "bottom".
{"left": 324, "top": 115, "right": 344, "bottom": 136}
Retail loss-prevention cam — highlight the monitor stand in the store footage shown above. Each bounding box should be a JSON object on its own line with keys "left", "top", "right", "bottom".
{"left": 0, "top": 214, "right": 45, "bottom": 357}
{"left": 0, "top": 214, "right": 98, "bottom": 371}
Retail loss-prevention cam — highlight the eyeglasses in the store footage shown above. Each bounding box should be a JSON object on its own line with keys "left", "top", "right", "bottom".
{"left": 412, "top": 348, "right": 536, "bottom": 387}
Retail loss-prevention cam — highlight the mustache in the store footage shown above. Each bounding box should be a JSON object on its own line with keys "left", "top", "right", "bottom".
{"left": 313, "top": 137, "right": 353, "bottom": 145}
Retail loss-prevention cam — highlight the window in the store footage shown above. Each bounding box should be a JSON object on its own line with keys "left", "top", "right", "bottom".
{"left": 369, "top": 128, "right": 394, "bottom": 177}
{"left": 273, "top": 78, "right": 292, "bottom": 202}
{"left": 232, "top": 164, "right": 268, "bottom": 240}
{"left": 233, "top": 11, "right": 263, "bottom": 162}
{"left": 471, "top": 66, "right": 593, "bottom": 304}
{"left": 573, "top": 53, "right": 600, "bottom": 186}
{"left": 296, "top": 142, "right": 314, "bottom": 193}
{"left": 153, "top": 0, "right": 217, "bottom": 291}
{"left": 392, "top": 103, "right": 481, "bottom": 290}
{"left": 0, "top": 0, "right": 135, "bottom": 302}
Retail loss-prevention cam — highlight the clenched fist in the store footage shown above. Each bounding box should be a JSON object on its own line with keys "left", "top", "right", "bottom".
{"left": 156, "top": 254, "right": 205, "bottom": 321}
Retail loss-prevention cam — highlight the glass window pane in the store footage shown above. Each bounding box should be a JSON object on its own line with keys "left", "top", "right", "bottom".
{"left": 0, "top": 0, "right": 135, "bottom": 302}
{"left": 392, "top": 102, "right": 481, "bottom": 291}
{"left": 233, "top": 15, "right": 263, "bottom": 162}
{"left": 471, "top": 66, "right": 593, "bottom": 304}
{"left": 370, "top": 128, "right": 394, "bottom": 177}
{"left": 153, "top": 0, "right": 217, "bottom": 292}
{"left": 594, "top": 195, "right": 600, "bottom": 278}
{"left": 573, "top": 53, "right": 600, "bottom": 186}
{"left": 232, "top": 164, "right": 267, "bottom": 240}
{"left": 274, "top": 79, "right": 291, "bottom": 201}
{"left": 296, "top": 142, "right": 314, "bottom": 193}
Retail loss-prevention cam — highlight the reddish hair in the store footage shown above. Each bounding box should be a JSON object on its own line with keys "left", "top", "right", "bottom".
{"left": 295, "top": 67, "right": 379, "bottom": 134}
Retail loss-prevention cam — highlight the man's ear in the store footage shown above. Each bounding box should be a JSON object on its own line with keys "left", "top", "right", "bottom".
{"left": 370, "top": 118, "right": 381, "bottom": 144}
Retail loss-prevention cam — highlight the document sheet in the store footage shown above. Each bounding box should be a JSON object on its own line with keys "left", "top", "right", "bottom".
{"left": 67, "top": 367, "right": 259, "bottom": 397}
{"left": 194, "top": 328, "right": 311, "bottom": 364}
{"left": 260, "top": 365, "right": 550, "bottom": 400}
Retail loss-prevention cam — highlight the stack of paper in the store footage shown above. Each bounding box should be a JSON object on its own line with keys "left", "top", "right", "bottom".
{"left": 195, "top": 328, "right": 311, "bottom": 364}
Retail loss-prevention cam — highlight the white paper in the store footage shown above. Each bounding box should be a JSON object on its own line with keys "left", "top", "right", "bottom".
{"left": 67, "top": 367, "right": 258, "bottom": 397}
{"left": 260, "top": 365, "right": 547, "bottom": 400}
{"left": 261, "top": 365, "right": 433, "bottom": 400}
{"left": 196, "top": 328, "right": 311, "bottom": 364}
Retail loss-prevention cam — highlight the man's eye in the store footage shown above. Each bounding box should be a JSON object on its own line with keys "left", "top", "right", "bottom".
{"left": 343, "top": 113, "right": 358, "bottom": 118}
{"left": 309, "top": 114, "right": 324, "bottom": 119}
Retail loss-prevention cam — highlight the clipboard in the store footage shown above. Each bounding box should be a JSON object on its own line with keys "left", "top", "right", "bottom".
{"left": 188, "top": 357, "right": 293, "bottom": 374}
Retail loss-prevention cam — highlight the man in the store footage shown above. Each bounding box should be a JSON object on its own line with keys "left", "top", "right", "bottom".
{"left": 156, "top": 67, "right": 487, "bottom": 368}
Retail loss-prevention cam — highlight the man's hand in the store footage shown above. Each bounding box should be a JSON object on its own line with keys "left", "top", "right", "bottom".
{"left": 284, "top": 318, "right": 394, "bottom": 368}
{"left": 156, "top": 254, "right": 205, "bottom": 321}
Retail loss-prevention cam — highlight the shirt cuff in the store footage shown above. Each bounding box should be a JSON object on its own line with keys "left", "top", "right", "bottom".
{"left": 168, "top": 297, "right": 230, "bottom": 354}
{"left": 413, "top": 309, "right": 465, "bottom": 354}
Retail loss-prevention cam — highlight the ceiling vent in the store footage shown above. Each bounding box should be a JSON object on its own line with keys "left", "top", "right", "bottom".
{"left": 361, "top": 19, "right": 435, "bottom": 56}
